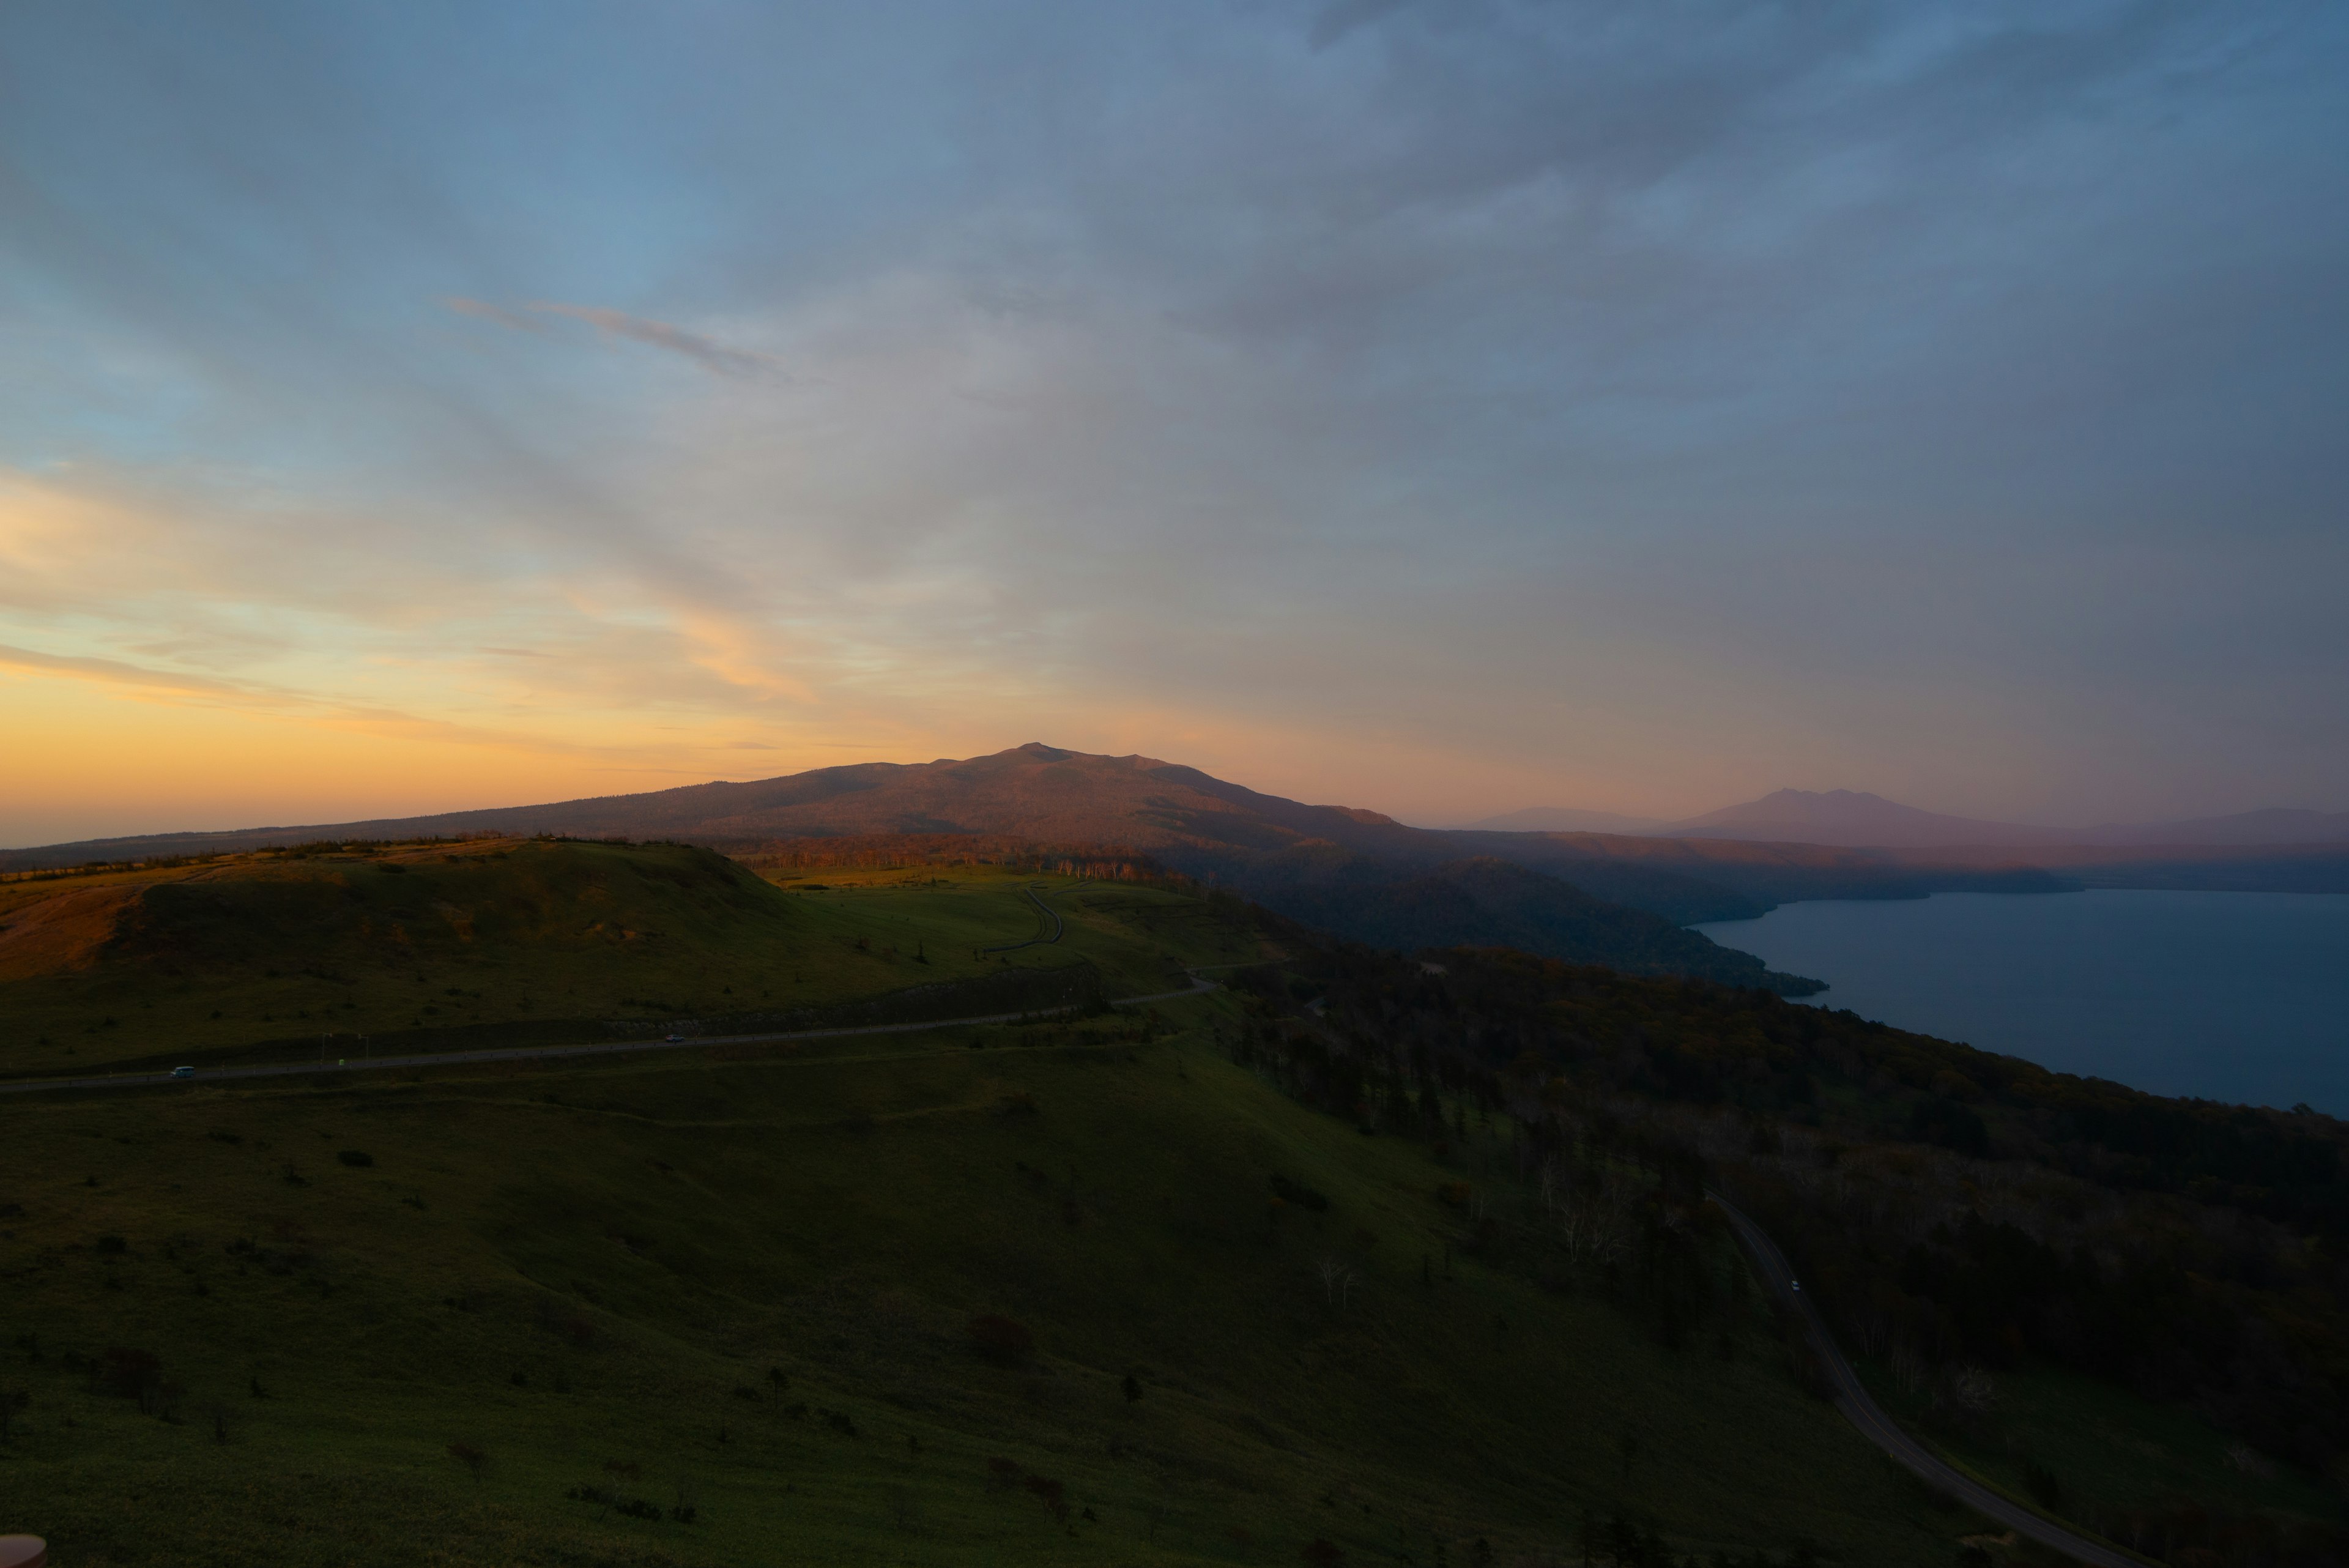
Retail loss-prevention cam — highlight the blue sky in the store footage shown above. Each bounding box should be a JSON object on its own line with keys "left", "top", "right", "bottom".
{"left": 2, "top": 0, "right": 2345, "bottom": 842}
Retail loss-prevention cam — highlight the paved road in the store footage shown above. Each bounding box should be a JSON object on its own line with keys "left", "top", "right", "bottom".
{"left": 1709, "top": 1192, "right": 2150, "bottom": 1568}
{"left": 979, "top": 884, "right": 1066, "bottom": 954}
{"left": 0, "top": 974, "right": 1223, "bottom": 1099}
{"left": 1115, "top": 973, "right": 1219, "bottom": 1004}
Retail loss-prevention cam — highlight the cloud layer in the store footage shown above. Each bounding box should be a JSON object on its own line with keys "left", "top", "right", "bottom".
{"left": 1, "top": 0, "right": 2345, "bottom": 843}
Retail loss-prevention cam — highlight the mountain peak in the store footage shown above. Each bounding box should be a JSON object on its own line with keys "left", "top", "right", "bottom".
{"left": 1661, "top": 789, "right": 2057, "bottom": 848}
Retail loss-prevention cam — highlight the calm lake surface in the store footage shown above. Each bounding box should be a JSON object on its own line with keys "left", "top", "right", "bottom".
{"left": 1694, "top": 890, "right": 2349, "bottom": 1114}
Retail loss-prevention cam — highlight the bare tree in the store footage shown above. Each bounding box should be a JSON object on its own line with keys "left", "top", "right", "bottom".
{"left": 1315, "top": 1255, "right": 1358, "bottom": 1309}
{"left": 1946, "top": 1365, "right": 1998, "bottom": 1417}
{"left": 1889, "top": 1339, "right": 1929, "bottom": 1395}
{"left": 1556, "top": 1178, "right": 1633, "bottom": 1271}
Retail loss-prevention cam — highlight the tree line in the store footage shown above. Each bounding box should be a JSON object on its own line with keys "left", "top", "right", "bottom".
{"left": 1217, "top": 929, "right": 2349, "bottom": 1564}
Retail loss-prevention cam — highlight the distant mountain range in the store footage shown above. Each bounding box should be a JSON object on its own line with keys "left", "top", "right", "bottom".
{"left": 0, "top": 744, "right": 2014, "bottom": 995}
{"left": 6, "top": 748, "right": 2341, "bottom": 986}
{"left": 0, "top": 745, "right": 2067, "bottom": 908}
{"left": 1471, "top": 787, "right": 2349, "bottom": 850}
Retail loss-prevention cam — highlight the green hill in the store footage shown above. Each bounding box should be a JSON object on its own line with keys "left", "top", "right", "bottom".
{"left": 0, "top": 847, "right": 1966, "bottom": 1566}
{"left": 9, "top": 842, "right": 2329, "bottom": 1567}
{"left": 0, "top": 838, "right": 1233, "bottom": 1080}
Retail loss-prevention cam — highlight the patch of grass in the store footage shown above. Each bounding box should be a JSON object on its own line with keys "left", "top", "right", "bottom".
{"left": 0, "top": 987, "right": 1963, "bottom": 1564}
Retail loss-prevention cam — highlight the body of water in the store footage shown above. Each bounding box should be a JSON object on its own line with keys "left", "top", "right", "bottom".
{"left": 1694, "top": 890, "right": 2349, "bottom": 1114}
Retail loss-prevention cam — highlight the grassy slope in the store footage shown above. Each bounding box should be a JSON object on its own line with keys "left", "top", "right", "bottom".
{"left": 1858, "top": 1356, "right": 2348, "bottom": 1545}
{"left": 0, "top": 875, "right": 1971, "bottom": 1567}
{"left": 0, "top": 842, "right": 1236, "bottom": 1079}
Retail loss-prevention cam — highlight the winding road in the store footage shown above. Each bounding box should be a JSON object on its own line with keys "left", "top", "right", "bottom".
{"left": 1709, "top": 1191, "right": 2150, "bottom": 1568}
{"left": 978, "top": 884, "right": 1066, "bottom": 954}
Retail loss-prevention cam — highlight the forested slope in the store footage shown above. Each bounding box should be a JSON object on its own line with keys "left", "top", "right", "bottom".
{"left": 1226, "top": 937, "right": 2349, "bottom": 1565}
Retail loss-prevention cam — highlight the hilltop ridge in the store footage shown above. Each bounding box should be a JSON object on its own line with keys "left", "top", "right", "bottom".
{"left": 0, "top": 745, "right": 1843, "bottom": 996}
{"left": 0, "top": 744, "right": 2065, "bottom": 908}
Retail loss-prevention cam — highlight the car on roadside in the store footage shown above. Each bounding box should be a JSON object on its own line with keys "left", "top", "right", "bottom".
{"left": 664, "top": 1033, "right": 686, "bottom": 1042}
{"left": 171, "top": 1065, "right": 195, "bottom": 1079}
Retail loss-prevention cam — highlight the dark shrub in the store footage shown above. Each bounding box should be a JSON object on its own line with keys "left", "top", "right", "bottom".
{"left": 1910, "top": 1096, "right": 1989, "bottom": 1158}
{"left": 2023, "top": 1458, "right": 2065, "bottom": 1510}
{"left": 337, "top": 1150, "right": 374, "bottom": 1167}
{"left": 969, "top": 1314, "right": 1034, "bottom": 1364}
{"left": 1024, "top": 1473, "right": 1069, "bottom": 1522}
{"left": 95, "top": 1234, "right": 127, "bottom": 1254}
{"left": 1270, "top": 1174, "right": 1330, "bottom": 1211}
{"left": 99, "top": 1348, "right": 161, "bottom": 1400}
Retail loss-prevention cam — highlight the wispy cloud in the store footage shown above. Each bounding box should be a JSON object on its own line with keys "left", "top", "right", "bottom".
{"left": 0, "top": 641, "right": 258, "bottom": 700}
{"left": 0, "top": 636, "right": 747, "bottom": 767}
{"left": 442, "top": 295, "right": 780, "bottom": 377}
{"left": 7, "top": 2, "right": 2348, "bottom": 841}
{"left": 535, "top": 302, "right": 779, "bottom": 377}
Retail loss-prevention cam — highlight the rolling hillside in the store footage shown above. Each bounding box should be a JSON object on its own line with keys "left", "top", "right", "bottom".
{"left": 0, "top": 838, "right": 1246, "bottom": 1080}
{"left": 4, "top": 842, "right": 2340, "bottom": 1565}
{"left": 0, "top": 859, "right": 1966, "bottom": 1567}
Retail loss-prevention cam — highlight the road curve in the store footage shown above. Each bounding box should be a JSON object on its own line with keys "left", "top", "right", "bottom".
{"left": 0, "top": 975, "right": 1223, "bottom": 1099}
{"left": 979, "top": 885, "right": 1066, "bottom": 954}
{"left": 1111, "top": 972, "right": 1220, "bottom": 1005}
{"left": 1709, "top": 1191, "right": 2150, "bottom": 1568}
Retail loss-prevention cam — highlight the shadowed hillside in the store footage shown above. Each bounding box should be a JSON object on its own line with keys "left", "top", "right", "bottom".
{"left": 1256, "top": 858, "right": 1824, "bottom": 995}
{"left": 1466, "top": 831, "right": 2081, "bottom": 906}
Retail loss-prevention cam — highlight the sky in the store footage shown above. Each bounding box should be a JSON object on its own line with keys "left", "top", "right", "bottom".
{"left": 3, "top": 0, "right": 2346, "bottom": 846}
